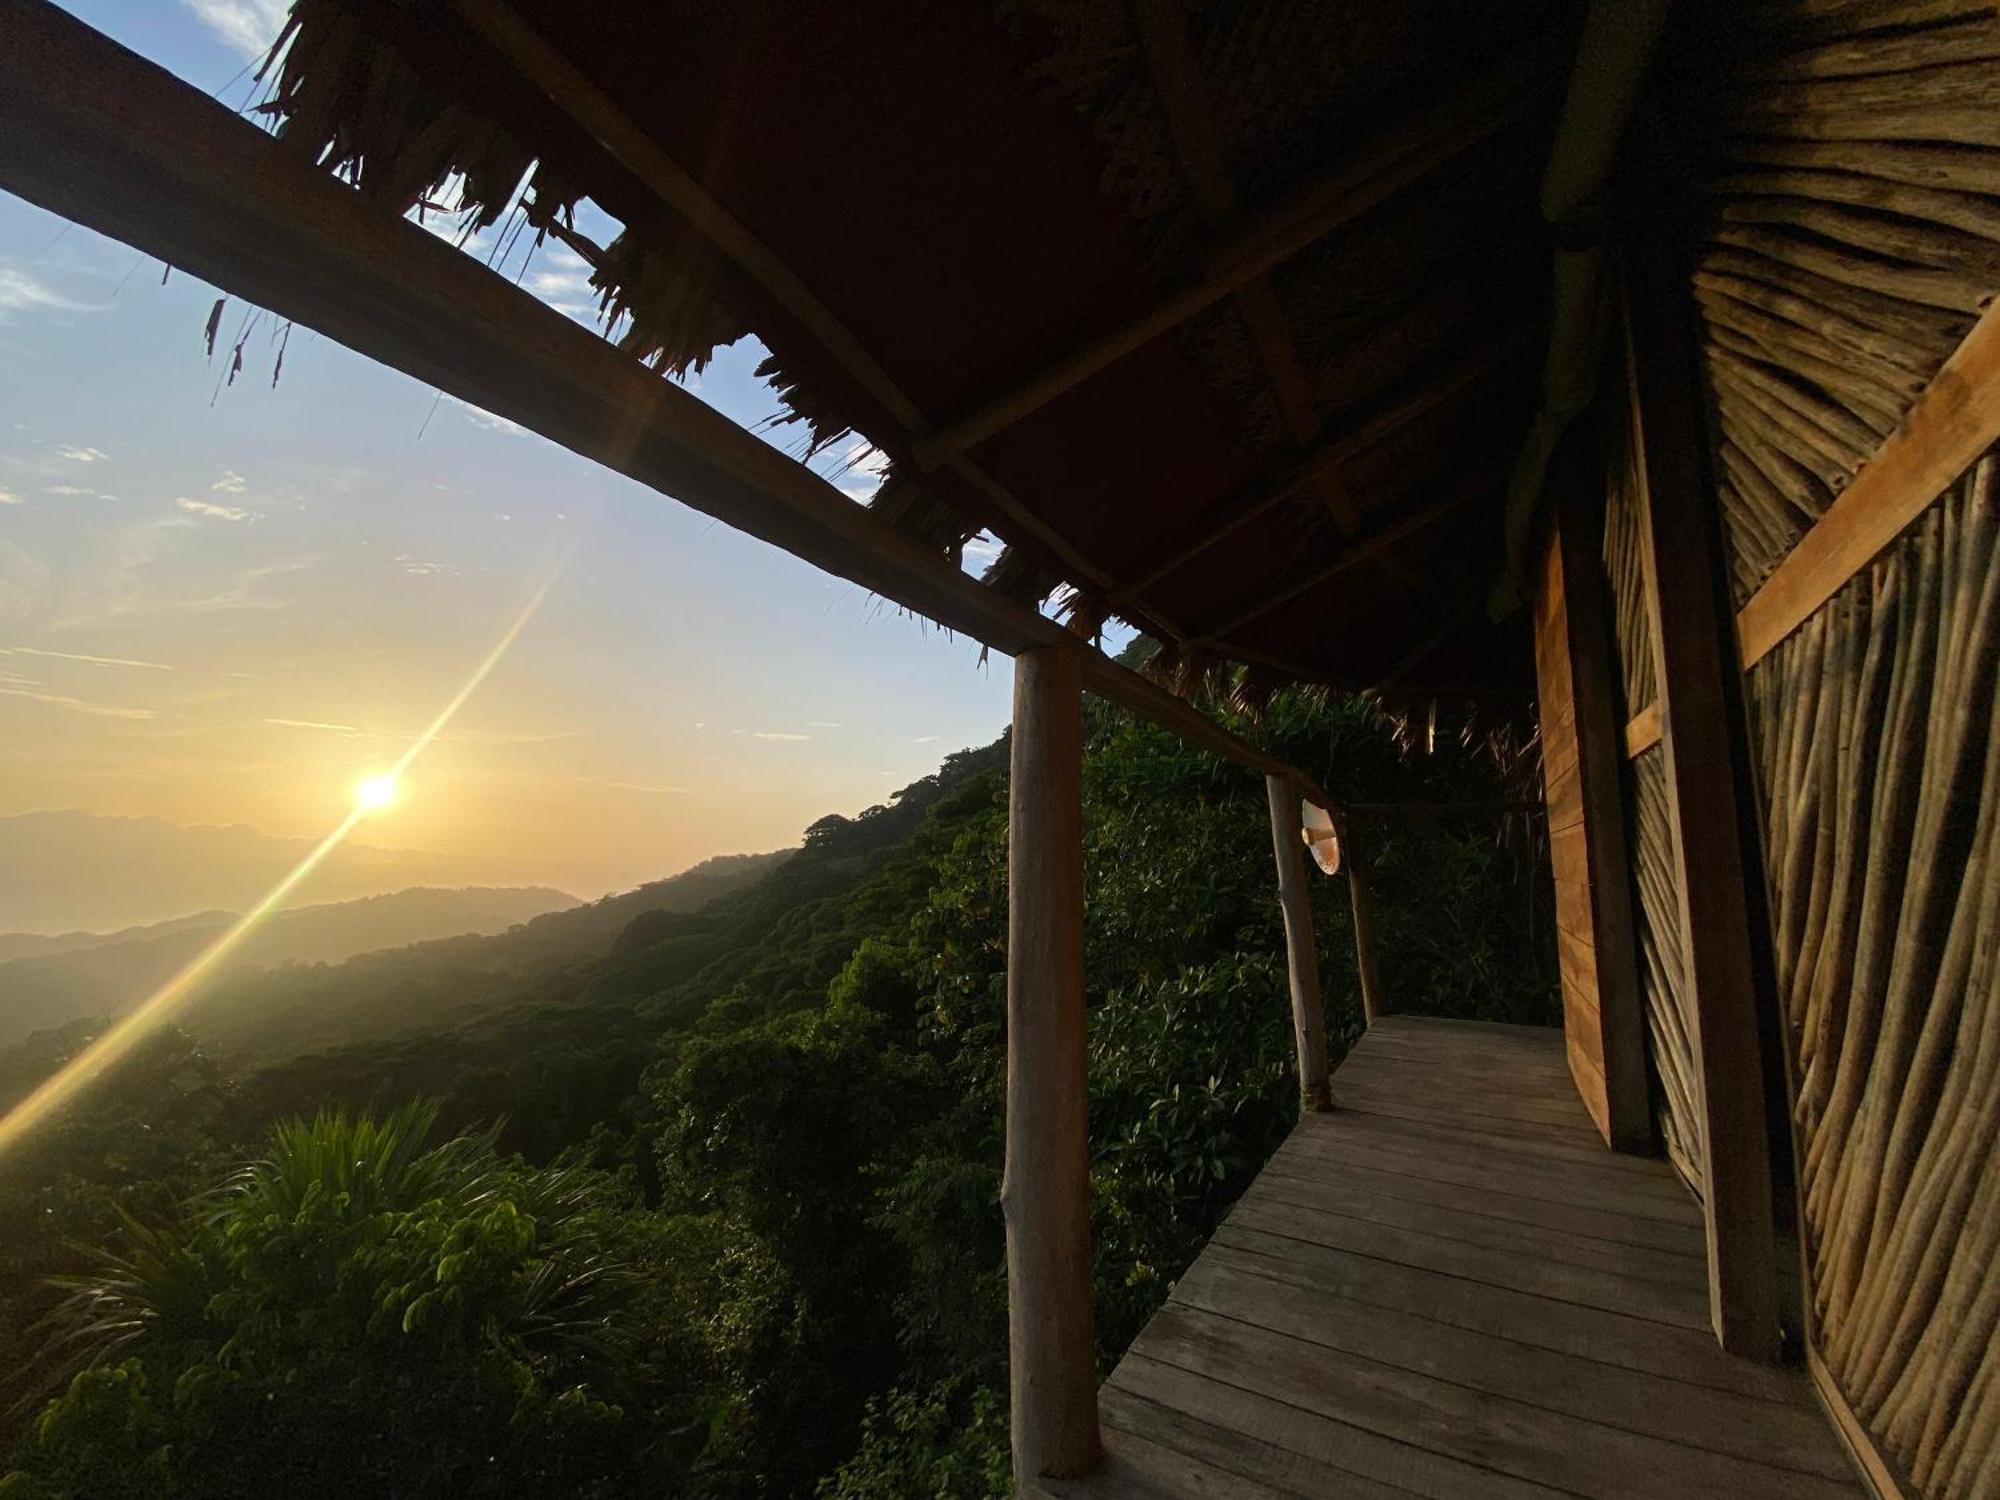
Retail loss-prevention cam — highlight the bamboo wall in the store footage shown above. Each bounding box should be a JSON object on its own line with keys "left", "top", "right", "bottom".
{"left": 1647, "top": 2, "right": 2000, "bottom": 1492}
{"left": 1599, "top": 431, "right": 1704, "bottom": 1193}
{"left": 1746, "top": 466, "right": 1998, "bottom": 1496}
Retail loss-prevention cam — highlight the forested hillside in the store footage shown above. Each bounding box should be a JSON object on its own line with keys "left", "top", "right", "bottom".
{"left": 0, "top": 886, "right": 579, "bottom": 1046}
{"left": 0, "top": 691, "right": 1554, "bottom": 1499}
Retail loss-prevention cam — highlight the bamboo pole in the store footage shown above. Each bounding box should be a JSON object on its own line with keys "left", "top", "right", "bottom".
{"left": 1003, "top": 645, "right": 1099, "bottom": 1485}
{"left": 1265, "top": 776, "right": 1333, "bottom": 1111}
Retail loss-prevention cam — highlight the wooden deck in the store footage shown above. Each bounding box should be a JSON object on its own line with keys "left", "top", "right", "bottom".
{"left": 1039, "top": 1016, "right": 1859, "bottom": 1499}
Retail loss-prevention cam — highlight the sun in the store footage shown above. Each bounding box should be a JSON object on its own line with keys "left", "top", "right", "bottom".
{"left": 354, "top": 773, "right": 400, "bottom": 813}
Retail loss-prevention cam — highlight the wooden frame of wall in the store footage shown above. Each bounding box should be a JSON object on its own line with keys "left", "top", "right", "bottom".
{"left": 1530, "top": 482, "right": 1652, "bottom": 1153}
{"left": 1622, "top": 240, "right": 1785, "bottom": 1360}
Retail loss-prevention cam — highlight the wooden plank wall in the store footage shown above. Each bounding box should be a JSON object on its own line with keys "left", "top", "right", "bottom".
{"left": 1630, "top": 0, "right": 2000, "bottom": 1489}
{"left": 1532, "top": 494, "right": 1651, "bottom": 1152}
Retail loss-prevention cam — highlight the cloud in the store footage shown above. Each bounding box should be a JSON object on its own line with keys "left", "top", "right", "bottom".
{"left": 0, "top": 541, "right": 48, "bottom": 622}
{"left": 752, "top": 731, "right": 811, "bottom": 742}
{"left": 212, "top": 470, "right": 248, "bottom": 494}
{"left": 55, "top": 445, "right": 109, "bottom": 464}
{"left": 43, "top": 484, "right": 97, "bottom": 496}
{"left": 262, "top": 716, "right": 573, "bottom": 747}
{"left": 181, "top": 0, "right": 289, "bottom": 60}
{"left": 606, "top": 781, "right": 689, "bottom": 796}
{"left": 176, "top": 497, "right": 254, "bottom": 522}
{"left": 806, "top": 721, "right": 843, "bottom": 729}
{"left": 265, "top": 716, "right": 365, "bottom": 736}
{"left": 912, "top": 735, "right": 942, "bottom": 744}
{"left": 445, "top": 395, "right": 526, "bottom": 437}
{"left": 0, "top": 266, "right": 101, "bottom": 320}
{"left": 0, "top": 684, "right": 156, "bottom": 719}
{"left": 2, "top": 645, "right": 174, "bottom": 671}
{"left": 0, "top": 489, "right": 18, "bottom": 505}
{"left": 393, "top": 554, "right": 465, "bottom": 577}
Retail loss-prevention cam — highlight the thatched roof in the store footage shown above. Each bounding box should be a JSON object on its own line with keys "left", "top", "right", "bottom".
{"left": 257, "top": 0, "right": 1588, "bottom": 697}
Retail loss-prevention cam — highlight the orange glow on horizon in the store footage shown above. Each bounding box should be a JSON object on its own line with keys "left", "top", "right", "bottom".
{"left": 0, "top": 570, "right": 561, "bottom": 1161}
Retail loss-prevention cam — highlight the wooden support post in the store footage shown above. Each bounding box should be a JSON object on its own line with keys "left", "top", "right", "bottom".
{"left": 1004, "top": 645, "right": 1099, "bottom": 1485}
{"left": 1265, "top": 776, "right": 1334, "bottom": 1111}
{"left": 1531, "top": 484, "right": 1653, "bottom": 1154}
{"left": 1623, "top": 258, "right": 1784, "bottom": 1359}
{"left": 1342, "top": 819, "right": 1388, "bottom": 1026}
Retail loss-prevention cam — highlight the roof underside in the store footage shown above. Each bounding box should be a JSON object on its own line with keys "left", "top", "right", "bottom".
{"left": 264, "top": 0, "right": 1584, "bottom": 698}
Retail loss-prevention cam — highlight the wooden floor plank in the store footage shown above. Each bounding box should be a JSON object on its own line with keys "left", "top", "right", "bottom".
{"left": 1329, "top": 1077, "right": 1622, "bottom": 1140}
{"left": 1223, "top": 1196, "right": 1710, "bottom": 1329}
{"left": 1206, "top": 1226, "right": 1804, "bottom": 1403}
{"left": 1173, "top": 1257, "right": 1853, "bottom": 1480}
{"left": 1239, "top": 1168, "right": 1709, "bottom": 1293}
{"left": 1089, "top": 1388, "right": 1422, "bottom": 1499}
{"left": 1251, "top": 1149, "right": 1708, "bottom": 1257}
{"left": 1110, "top": 1356, "right": 1565, "bottom": 1500}
{"left": 1132, "top": 1306, "right": 1857, "bottom": 1500}
{"left": 1056, "top": 1017, "right": 1858, "bottom": 1498}
{"left": 1286, "top": 1108, "right": 1691, "bottom": 1188}
{"left": 1275, "top": 1130, "right": 1695, "bottom": 1226}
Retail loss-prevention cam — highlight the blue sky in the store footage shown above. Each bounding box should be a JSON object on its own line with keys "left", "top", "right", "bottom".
{"left": 0, "top": 0, "right": 1017, "bottom": 899}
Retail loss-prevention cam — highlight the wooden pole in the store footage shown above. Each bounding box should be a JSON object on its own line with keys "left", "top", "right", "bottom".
{"left": 1623, "top": 249, "right": 1785, "bottom": 1359}
{"left": 1004, "top": 645, "right": 1099, "bottom": 1485}
{"left": 1265, "top": 776, "right": 1334, "bottom": 1111}
{"left": 1343, "top": 819, "right": 1389, "bottom": 1026}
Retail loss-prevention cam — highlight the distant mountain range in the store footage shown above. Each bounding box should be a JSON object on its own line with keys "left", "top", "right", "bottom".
{"left": 0, "top": 885, "right": 576, "bottom": 1046}
{"left": 0, "top": 810, "right": 556, "bottom": 934}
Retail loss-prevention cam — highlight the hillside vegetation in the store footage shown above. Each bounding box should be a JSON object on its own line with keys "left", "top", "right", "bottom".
{"left": 0, "top": 886, "right": 583, "bottom": 1046}
{"left": 0, "top": 691, "right": 1554, "bottom": 1498}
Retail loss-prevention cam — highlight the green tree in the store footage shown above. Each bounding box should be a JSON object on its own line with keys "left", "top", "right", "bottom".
{"left": 4, "top": 1103, "right": 705, "bottom": 1499}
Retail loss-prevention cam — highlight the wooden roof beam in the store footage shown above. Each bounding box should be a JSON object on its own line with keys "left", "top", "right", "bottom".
{"left": 910, "top": 55, "right": 1554, "bottom": 468}
{"left": 446, "top": 0, "right": 1184, "bottom": 641}
{"left": 0, "top": 3, "right": 1315, "bottom": 796}
{"left": 1134, "top": 0, "right": 1363, "bottom": 534}
{"left": 1107, "top": 338, "right": 1512, "bottom": 610}
{"left": 1190, "top": 476, "right": 1484, "bottom": 647}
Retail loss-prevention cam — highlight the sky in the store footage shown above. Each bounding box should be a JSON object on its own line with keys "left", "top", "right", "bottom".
{"left": 0, "top": 1, "right": 1020, "bottom": 909}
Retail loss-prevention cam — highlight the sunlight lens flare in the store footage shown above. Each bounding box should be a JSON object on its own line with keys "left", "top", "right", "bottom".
{"left": 355, "top": 773, "right": 399, "bottom": 813}
{"left": 0, "top": 569, "right": 564, "bottom": 1162}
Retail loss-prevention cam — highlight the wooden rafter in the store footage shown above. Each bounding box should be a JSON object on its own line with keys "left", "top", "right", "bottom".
{"left": 1110, "top": 338, "right": 1512, "bottom": 611}
{"left": 1189, "top": 478, "right": 1482, "bottom": 646}
{"left": 1134, "top": 0, "right": 1363, "bottom": 534}
{"left": 909, "top": 55, "right": 1556, "bottom": 468}
{"left": 0, "top": 3, "right": 1338, "bottom": 796}
{"left": 447, "top": 0, "right": 1184, "bottom": 638}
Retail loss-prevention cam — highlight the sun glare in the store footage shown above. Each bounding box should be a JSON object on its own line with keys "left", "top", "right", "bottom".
{"left": 0, "top": 568, "right": 565, "bottom": 1164}
{"left": 355, "top": 773, "right": 400, "bottom": 813}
